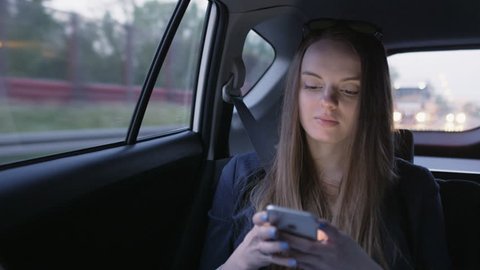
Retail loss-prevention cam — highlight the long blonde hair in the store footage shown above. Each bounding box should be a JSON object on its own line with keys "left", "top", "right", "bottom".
{"left": 250, "top": 26, "right": 396, "bottom": 268}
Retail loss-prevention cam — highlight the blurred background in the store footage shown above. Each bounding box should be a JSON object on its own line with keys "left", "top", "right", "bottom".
{"left": 0, "top": 0, "right": 275, "bottom": 165}
{"left": 389, "top": 50, "right": 480, "bottom": 132}
{"left": 1, "top": 0, "right": 479, "bottom": 165}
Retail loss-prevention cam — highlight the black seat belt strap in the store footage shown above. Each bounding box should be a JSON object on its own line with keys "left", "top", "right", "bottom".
{"left": 230, "top": 96, "right": 272, "bottom": 169}
{"left": 222, "top": 58, "right": 272, "bottom": 169}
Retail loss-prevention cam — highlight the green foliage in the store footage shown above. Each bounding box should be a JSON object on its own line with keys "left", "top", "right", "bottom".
{"left": 152, "top": 1, "right": 206, "bottom": 89}
{"left": 5, "top": 0, "right": 67, "bottom": 79}
{"left": 3, "top": 0, "right": 206, "bottom": 89}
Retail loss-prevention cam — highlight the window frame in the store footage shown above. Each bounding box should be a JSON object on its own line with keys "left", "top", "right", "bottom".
{"left": 0, "top": 0, "right": 205, "bottom": 170}
{"left": 387, "top": 46, "right": 480, "bottom": 161}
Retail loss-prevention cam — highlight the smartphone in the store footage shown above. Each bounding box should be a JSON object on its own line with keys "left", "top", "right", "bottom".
{"left": 266, "top": 204, "right": 318, "bottom": 240}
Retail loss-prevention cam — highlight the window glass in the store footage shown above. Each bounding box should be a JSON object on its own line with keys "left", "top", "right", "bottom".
{"left": 0, "top": 0, "right": 177, "bottom": 165}
{"left": 139, "top": 0, "right": 208, "bottom": 138}
{"left": 388, "top": 50, "right": 480, "bottom": 132}
{"left": 240, "top": 30, "right": 275, "bottom": 95}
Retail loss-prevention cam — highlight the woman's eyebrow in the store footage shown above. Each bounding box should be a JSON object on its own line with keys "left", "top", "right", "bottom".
{"left": 341, "top": 77, "right": 361, "bottom": 82}
{"left": 301, "top": 71, "right": 322, "bottom": 79}
{"left": 301, "top": 71, "right": 360, "bottom": 82}
{"left": 341, "top": 77, "right": 361, "bottom": 83}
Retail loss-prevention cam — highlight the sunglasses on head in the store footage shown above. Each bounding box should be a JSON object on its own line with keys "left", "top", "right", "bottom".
{"left": 304, "top": 19, "right": 383, "bottom": 41}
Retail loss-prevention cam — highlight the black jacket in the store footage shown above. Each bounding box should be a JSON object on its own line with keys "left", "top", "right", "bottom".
{"left": 199, "top": 152, "right": 451, "bottom": 270}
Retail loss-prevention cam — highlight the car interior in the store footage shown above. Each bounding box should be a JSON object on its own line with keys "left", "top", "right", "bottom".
{"left": 0, "top": 0, "right": 479, "bottom": 269}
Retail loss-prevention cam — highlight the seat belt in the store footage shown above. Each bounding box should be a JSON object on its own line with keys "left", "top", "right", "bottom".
{"left": 222, "top": 58, "right": 273, "bottom": 169}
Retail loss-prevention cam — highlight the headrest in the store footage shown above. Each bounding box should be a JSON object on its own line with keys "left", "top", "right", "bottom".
{"left": 394, "top": 129, "right": 414, "bottom": 162}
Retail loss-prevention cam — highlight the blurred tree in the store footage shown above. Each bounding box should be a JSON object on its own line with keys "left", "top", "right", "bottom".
{"left": 131, "top": 1, "right": 177, "bottom": 86}
{"left": 75, "top": 0, "right": 181, "bottom": 86}
{"left": 5, "top": 0, "right": 67, "bottom": 79}
{"left": 77, "top": 12, "right": 125, "bottom": 84}
{"left": 164, "top": 1, "right": 205, "bottom": 90}
{"left": 3, "top": 0, "right": 206, "bottom": 90}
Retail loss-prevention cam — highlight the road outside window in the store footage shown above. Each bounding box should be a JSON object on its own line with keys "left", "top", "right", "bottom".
{"left": 388, "top": 50, "right": 480, "bottom": 132}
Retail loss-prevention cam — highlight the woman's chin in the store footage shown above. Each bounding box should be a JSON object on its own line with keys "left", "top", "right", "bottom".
{"left": 308, "top": 133, "right": 347, "bottom": 145}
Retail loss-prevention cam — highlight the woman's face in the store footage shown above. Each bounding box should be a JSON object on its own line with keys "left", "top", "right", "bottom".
{"left": 298, "top": 39, "right": 361, "bottom": 146}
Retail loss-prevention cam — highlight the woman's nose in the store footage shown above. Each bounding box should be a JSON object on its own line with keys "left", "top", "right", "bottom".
{"left": 320, "top": 86, "right": 338, "bottom": 109}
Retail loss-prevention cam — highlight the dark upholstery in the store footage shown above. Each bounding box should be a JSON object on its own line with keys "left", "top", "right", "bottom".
{"left": 394, "top": 129, "right": 414, "bottom": 162}
{"left": 395, "top": 129, "right": 480, "bottom": 269}
{"left": 437, "top": 179, "right": 480, "bottom": 270}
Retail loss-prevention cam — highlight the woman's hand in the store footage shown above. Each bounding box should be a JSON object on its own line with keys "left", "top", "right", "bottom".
{"left": 222, "top": 211, "right": 298, "bottom": 270}
{"left": 280, "top": 221, "right": 382, "bottom": 270}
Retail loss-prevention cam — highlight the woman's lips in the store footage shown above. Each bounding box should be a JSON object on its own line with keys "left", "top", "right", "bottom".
{"left": 314, "top": 116, "right": 339, "bottom": 127}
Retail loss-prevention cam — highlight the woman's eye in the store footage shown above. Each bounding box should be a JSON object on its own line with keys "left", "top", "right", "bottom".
{"left": 340, "top": 89, "right": 359, "bottom": 96}
{"left": 303, "top": 83, "right": 322, "bottom": 90}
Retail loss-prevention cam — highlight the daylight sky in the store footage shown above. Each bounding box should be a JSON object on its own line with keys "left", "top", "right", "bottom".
{"left": 45, "top": 0, "right": 170, "bottom": 22}
{"left": 45, "top": 0, "right": 207, "bottom": 21}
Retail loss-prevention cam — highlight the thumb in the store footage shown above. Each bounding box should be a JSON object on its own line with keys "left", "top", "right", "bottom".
{"left": 316, "top": 219, "right": 339, "bottom": 242}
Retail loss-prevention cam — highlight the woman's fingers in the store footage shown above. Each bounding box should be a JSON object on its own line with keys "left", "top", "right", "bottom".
{"left": 252, "top": 211, "right": 279, "bottom": 241}
{"left": 287, "top": 248, "right": 330, "bottom": 269}
{"left": 280, "top": 232, "right": 324, "bottom": 254}
{"left": 258, "top": 240, "right": 290, "bottom": 254}
{"left": 269, "top": 255, "right": 298, "bottom": 268}
{"left": 252, "top": 211, "right": 269, "bottom": 225}
{"left": 236, "top": 225, "right": 298, "bottom": 269}
{"left": 246, "top": 213, "right": 353, "bottom": 269}
{"left": 256, "top": 224, "right": 278, "bottom": 240}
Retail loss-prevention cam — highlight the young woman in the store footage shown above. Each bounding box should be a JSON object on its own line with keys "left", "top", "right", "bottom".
{"left": 200, "top": 22, "right": 451, "bottom": 270}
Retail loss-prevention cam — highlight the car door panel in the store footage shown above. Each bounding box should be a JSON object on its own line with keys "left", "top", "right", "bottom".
{"left": 0, "top": 131, "right": 204, "bottom": 270}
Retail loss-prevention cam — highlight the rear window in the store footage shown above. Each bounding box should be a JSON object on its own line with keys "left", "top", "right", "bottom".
{"left": 388, "top": 50, "right": 480, "bottom": 132}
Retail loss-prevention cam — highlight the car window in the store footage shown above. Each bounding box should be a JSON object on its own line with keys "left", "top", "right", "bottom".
{"left": 139, "top": 0, "right": 208, "bottom": 139}
{"left": 0, "top": 0, "right": 179, "bottom": 166}
{"left": 240, "top": 30, "right": 275, "bottom": 95}
{"left": 388, "top": 50, "right": 480, "bottom": 132}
